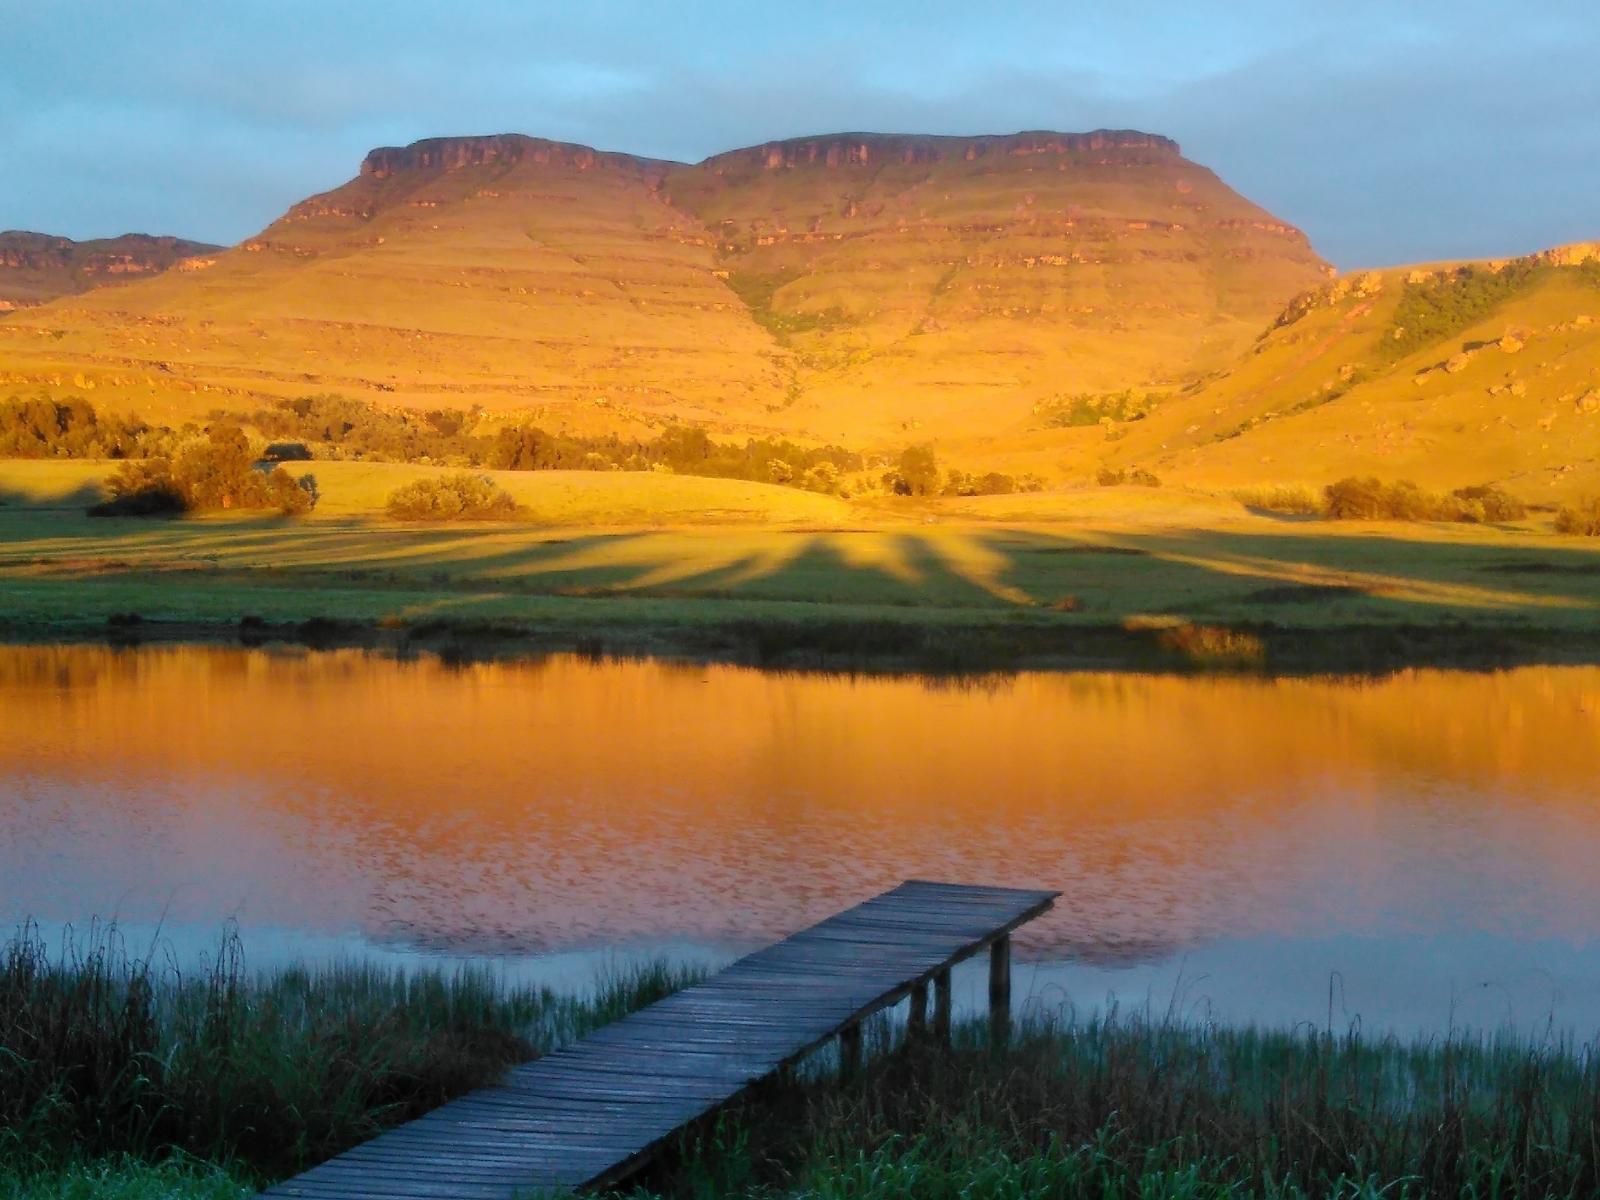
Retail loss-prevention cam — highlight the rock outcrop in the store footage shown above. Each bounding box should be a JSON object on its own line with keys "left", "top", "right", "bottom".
{"left": 0, "top": 231, "right": 221, "bottom": 308}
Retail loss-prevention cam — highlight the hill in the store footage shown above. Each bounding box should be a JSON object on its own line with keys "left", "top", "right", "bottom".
{"left": 0, "top": 130, "right": 1327, "bottom": 444}
{"left": 0, "top": 231, "right": 221, "bottom": 310}
{"left": 1080, "top": 243, "right": 1600, "bottom": 502}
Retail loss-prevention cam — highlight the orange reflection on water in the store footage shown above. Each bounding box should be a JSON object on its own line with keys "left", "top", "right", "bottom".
{"left": 3, "top": 646, "right": 1600, "bottom": 962}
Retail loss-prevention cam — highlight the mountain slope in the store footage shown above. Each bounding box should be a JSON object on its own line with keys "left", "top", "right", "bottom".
{"left": 0, "top": 130, "right": 1327, "bottom": 440}
{"left": 1092, "top": 244, "right": 1600, "bottom": 500}
{"left": 668, "top": 131, "right": 1328, "bottom": 441}
{"left": 0, "top": 231, "right": 220, "bottom": 310}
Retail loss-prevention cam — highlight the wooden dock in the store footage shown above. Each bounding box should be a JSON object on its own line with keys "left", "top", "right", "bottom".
{"left": 259, "top": 879, "right": 1058, "bottom": 1199}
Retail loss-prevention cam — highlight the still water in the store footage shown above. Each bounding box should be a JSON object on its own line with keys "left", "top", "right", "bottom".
{"left": 3, "top": 645, "right": 1599, "bottom": 1038}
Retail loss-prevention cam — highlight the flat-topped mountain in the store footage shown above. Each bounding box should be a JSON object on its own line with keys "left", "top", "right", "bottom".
{"left": 0, "top": 231, "right": 221, "bottom": 310}
{"left": 0, "top": 129, "right": 1328, "bottom": 442}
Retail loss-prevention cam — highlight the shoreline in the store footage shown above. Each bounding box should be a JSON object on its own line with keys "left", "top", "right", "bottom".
{"left": 4, "top": 612, "right": 1600, "bottom": 677}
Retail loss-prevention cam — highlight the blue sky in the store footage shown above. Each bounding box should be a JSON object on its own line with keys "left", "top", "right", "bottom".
{"left": 2, "top": 0, "right": 1595, "bottom": 268}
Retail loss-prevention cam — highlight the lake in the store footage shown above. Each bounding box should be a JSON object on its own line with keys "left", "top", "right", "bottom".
{"left": 4, "top": 644, "right": 1599, "bottom": 1038}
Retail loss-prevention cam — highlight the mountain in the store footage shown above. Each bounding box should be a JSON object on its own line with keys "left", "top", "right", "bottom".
{"left": 0, "top": 130, "right": 1328, "bottom": 441}
{"left": 1084, "top": 243, "right": 1600, "bottom": 501}
{"left": 0, "top": 231, "right": 221, "bottom": 310}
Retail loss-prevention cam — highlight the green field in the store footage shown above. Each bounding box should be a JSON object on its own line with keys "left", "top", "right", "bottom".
{"left": 2, "top": 460, "right": 1598, "bottom": 672}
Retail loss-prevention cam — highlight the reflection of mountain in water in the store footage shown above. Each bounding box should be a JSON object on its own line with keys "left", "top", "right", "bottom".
{"left": 3, "top": 647, "right": 1600, "bottom": 965}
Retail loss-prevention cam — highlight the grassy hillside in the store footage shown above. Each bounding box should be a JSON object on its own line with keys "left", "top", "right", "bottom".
{"left": 1087, "top": 244, "right": 1600, "bottom": 501}
{"left": 0, "top": 130, "right": 1326, "bottom": 447}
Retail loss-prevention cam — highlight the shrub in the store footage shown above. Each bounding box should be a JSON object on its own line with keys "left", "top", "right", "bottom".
{"left": 1555, "top": 495, "right": 1600, "bottom": 536}
{"left": 1325, "top": 477, "right": 1528, "bottom": 524}
{"left": 1158, "top": 622, "right": 1266, "bottom": 668}
{"left": 89, "top": 428, "right": 317, "bottom": 517}
{"left": 1233, "top": 486, "right": 1323, "bottom": 515}
{"left": 1450, "top": 483, "right": 1527, "bottom": 523}
{"left": 386, "top": 473, "right": 517, "bottom": 520}
{"left": 896, "top": 445, "right": 940, "bottom": 496}
{"left": 1384, "top": 259, "right": 1546, "bottom": 361}
{"left": 1096, "top": 467, "right": 1161, "bottom": 488}
{"left": 91, "top": 459, "right": 189, "bottom": 516}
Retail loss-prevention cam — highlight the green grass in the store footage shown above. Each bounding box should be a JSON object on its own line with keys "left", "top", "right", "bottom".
{"left": 0, "top": 1157, "right": 252, "bottom": 1200}
{"left": 8, "top": 927, "right": 1600, "bottom": 1200}
{"left": 1, "top": 486, "right": 1599, "bottom": 673}
{"left": 618, "top": 1017, "right": 1600, "bottom": 1200}
{"left": 1, "top": 920, "right": 699, "bottom": 1182}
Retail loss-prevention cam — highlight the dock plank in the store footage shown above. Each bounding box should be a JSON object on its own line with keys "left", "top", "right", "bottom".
{"left": 256, "top": 880, "right": 1057, "bottom": 1199}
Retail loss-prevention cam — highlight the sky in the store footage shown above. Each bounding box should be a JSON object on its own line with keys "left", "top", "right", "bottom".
{"left": 2, "top": 0, "right": 1596, "bottom": 269}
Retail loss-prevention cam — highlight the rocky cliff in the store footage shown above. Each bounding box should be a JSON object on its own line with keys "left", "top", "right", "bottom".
{"left": 0, "top": 231, "right": 221, "bottom": 310}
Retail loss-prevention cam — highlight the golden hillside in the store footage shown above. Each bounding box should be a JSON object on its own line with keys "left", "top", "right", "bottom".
{"left": 0, "top": 130, "right": 1327, "bottom": 444}
{"left": 1083, "top": 244, "right": 1600, "bottom": 501}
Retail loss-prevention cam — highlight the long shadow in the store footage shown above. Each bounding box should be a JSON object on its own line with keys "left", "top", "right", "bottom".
{"left": 975, "top": 521, "right": 1600, "bottom": 671}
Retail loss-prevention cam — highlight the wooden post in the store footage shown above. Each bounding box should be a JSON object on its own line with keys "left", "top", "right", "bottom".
{"left": 839, "top": 1022, "right": 862, "bottom": 1076}
{"left": 908, "top": 980, "right": 928, "bottom": 1041}
{"left": 933, "top": 967, "right": 952, "bottom": 1045}
{"left": 989, "top": 934, "right": 1011, "bottom": 1047}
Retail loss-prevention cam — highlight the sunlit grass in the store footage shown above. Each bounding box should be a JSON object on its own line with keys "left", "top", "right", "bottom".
{"left": 3, "top": 463, "right": 1600, "bottom": 671}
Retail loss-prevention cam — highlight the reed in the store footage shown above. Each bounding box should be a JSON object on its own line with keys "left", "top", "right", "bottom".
{"left": 0, "top": 921, "right": 697, "bottom": 1178}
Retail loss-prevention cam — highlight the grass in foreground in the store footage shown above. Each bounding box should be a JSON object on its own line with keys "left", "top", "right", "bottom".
{"left": 0, "top": 921, "right": 697, "bottom": 1182}
{"left": 7, "top": 925, "right": 1600, "bottom": 1199}
{"left": 625, "top": 1016, "right": 1600, "bottom": 1200}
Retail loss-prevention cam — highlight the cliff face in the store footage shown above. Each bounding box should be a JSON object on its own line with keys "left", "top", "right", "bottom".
{"left": 0, "top": 232, "right": 221, "bottom": 309}
{"left": 0, "top": 128, "right": 1329, "bottom": 445}
{"left": 701, "top": 129, "right": 1180, "bottom": 173}
{"left": 358, "top": 134, "right": 667, "bottom": 180}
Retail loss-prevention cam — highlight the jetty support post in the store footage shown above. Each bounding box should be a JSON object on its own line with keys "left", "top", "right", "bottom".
{"left": 908, "top": 980, "right": 928, "bottom": 1042}
{"left": 989, "top": 934, "right": 1011, "bottom": 1047}
{"left": 933, "top": 967, "right": 952, "bottom": 1045}
{"left": 839, "top": 1021, "right": 862, "bottom": 1076}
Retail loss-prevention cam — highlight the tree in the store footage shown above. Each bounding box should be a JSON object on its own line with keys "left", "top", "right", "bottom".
{"left": 897, "top": 444, "right": 939, "bottom": 497}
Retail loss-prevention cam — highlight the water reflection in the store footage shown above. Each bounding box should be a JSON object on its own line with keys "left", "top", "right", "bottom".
{"left": 3, "top": 646, "right": 1599, "bottom": 1035}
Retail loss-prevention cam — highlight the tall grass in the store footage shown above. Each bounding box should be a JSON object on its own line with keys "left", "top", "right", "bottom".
{"left": 10, "top": 925, "right": 1600, "bottom": 1199}
{"left": 0, "top": 921, "right": 697, "bottom": 1178}
{"left": 629, "top": 1015, "right": 1600, "bottom": 1199}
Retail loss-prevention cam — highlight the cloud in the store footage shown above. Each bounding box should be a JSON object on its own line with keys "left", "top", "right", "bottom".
{"left": 1, "top": 0, "right": 1595, "bottom": 266}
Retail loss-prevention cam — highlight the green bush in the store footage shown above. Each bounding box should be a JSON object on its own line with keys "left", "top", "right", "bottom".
{"left": 1384, "top": 260, "right": 1545, "bottom": 360}
{"left": 90, "top": 427, "right": 316, "bottom": 517}
{"left": 1555, "top": 495, "right": 1600, "bottom": 536}
{"left": 386, "top": 473, "right": 517, "bottom": 520}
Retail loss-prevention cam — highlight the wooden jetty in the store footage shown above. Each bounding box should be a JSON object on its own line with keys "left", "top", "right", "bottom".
{"left": 259, "top": 879, "right": 1058, "bottom": 1199}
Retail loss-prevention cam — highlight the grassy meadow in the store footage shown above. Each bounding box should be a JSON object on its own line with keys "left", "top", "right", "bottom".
{"left": 7, "top": 924, "right": 1600, "bottom": 1200}
{"left": 1, "top": 457, "right": 1599, "bottom": 674}
{"left": 0, "top": 458, "right": 1598, "bottom": 673}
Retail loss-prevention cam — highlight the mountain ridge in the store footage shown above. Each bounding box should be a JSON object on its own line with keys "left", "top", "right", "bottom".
{"left": 0, "top": 126, "right": 1328, "bottom": 448}
{"left": 0, "top": 231, "right": 222, "bottom": 310}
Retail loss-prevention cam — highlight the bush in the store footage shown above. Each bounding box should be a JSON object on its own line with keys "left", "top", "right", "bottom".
{"left": 89, "top": 427, "right": 317, "bottom": 517}
{"left": 1233, "top": 486, "right": 1323, "bottom": 515}
{"left": 1450, "top": 483, "right": 1527, "bottom": 523}
{"left": 1555, "top": 495, "right": 1600, "bottom": 536}
{"left": 1324, "top": 477, "right": 1528, "bottom": 524}
{"left": 896, "top": 445, "right": 940, "bottom": 497}
{"left": 386, "top": 473, "right": 517, "bottom": 520}
{"left": 1096, "top": 467, "right": 1161, "bottom": 488}
{"left": 91, "top": 459, "right": 190, "bottom": 516}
